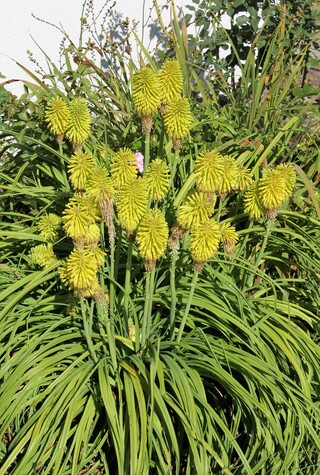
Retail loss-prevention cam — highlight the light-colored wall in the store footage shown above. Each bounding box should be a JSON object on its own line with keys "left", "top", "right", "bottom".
{"left": 0, "top": 0, "right": 180, "bottom": 94}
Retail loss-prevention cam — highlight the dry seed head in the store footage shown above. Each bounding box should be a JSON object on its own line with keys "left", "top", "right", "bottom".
{"left": 45, "top": 96, "right": 70, "bottom": 139}
{"left": 110, "top": 147, "right": 138, "bottom": 189}
{"left": 136, "top": 209, "right": 169, "bottom": 264}
{"left": 145, "top": 158, "right": 170, "bottom": 201}
{"left": 37, "top": 213, "right": 61, "bottom": 242}
{"left": 132, "top": 67, "right": 161, "bottom": 116}
{"left": 65, "top": 97, "right": 91, "bottom": 148}
{"left": 68, "top": 150, "right": 95, "bottom": 190}
{"left": 194, "top": 150, "right": 225, "bottom": 192}
{"left": 158, "top": 59, "right": 183, "bottom": 105}
{"left": 168, "top": 224, "right": 186, "bottom": 250}
{"left": 117, "top": 177, "right": 149, "bottom": 233}
{"left": 177, "top": 190, "right": 215, "bottom": 230}
{"left": 190, "top": 219, "right": 221, "bottom": 264}
{"left": 163, "top": 97, "right": 192, "bottom": 148}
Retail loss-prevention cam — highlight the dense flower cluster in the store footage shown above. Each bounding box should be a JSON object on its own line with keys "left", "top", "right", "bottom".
{"left": 38, "top": 66, "right": 297, "bottom": 300}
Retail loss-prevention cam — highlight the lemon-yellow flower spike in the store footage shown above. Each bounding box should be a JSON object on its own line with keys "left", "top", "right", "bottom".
{"left": 236, "top": 166, "right": 253, "bottom": 191}
{"left": 258, "top": 168, "right": 286, "bottom": 210}
{"left": 60, "top": 246, "right": 104, "bottom": 291}
{"left": 68, "top": 150, "right": 95, "bottom": 190}
{"left": 117, "top": 178, "right": 148, "bottom": 234}
{"left": 275, "top": 163, "right": 296, "bottom": 199}
{"left": 37, "top": 213, "right": 61, "bottom": 242}
{"left": 65, "top": 97, "right": 91, "bottom": 148}
{"left": 29, "top": 243, "right": 57, "bottom": 268}
{"left": 110, "top": 148, "right": 138, "bottom": 190}
{"left": 219, "top": 222, "right": 239, "bottom": 256}
{"left": 194, "top": 150, "right": 225, "bottom": 193}
{"left": 216, "top": 155, "right": 239, "bottom": 195}
{"left": 68, "top": 192, "right": 101, "bottom": 222}
{"left": 163, "top": 97, "right": 193, "bottom": 149}
{"left": 190, "top": 219, "right": 220, "bottom": 267}
{"left": 159, "top": 59, "right": 183, "bottom": 105}
{"left": 132, "top": 67, "right": 161, "bottom": 116}
{"left": 45, "top": 96, "right": 70, "bottom": 142}
{"left": 62, "top": 199, "right": 95, "bottom": 241}
{"left": 145, "top": 158, "right": 170, "bottom": 201}
{"left": 177, "top": 190, "right": 215, "bottom": 231}
{"left": 86, "top": 166, "right": 115, "bottom": 203}
{"left": 136, "top": 209, "right": 169, "bottom": 269}
{"left": 84, "top": 223, "right": 101, "bottom": 247}
{"left": 244, "top": 181, "right": 265, "bottom": 221}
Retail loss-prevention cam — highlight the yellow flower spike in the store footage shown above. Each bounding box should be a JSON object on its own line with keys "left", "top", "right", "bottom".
{"left": 243, "top": 181, "right": 265, "bottom": 221}
{"left": 60, "top": 246, "right": 104, "bottom": 291}
{"left": 80, "top": 276, "right": 102, "bottom": 297}
{"left": 85, "top": 166, "right": 115, "bottom": 237}
{"left": 69, "top": 192, "right": 101, "bottom": 222}
{"left": 91, "top": 247, "right": 105, "bottom": 267}
{"left": 62, "top": 199, "right": 95, "bottom": 241}
{"left": 158, "top": 59, "right": 183, "bottom": 105}
{"left": 37, "top": 213, "right": 61, "bottom": 242}
{"left": 194, "top": 150, "right": 225, "bottom": 193}
{"left": 29, "top": 243, "right": 57, "bottom": 268}
{"left": 117, "top": 178, "right": 149, "bottom": 234}
{"left": 132, "top": 67, "right": 161, "bottom": 116}
{"left": 190, "top": 219, "right": 220, "bottom": 268}
{"left": 219, "top": 222, "right": 239, "bottom": 257}
{"left": 176, "top": 190, "right": 215, "bottom": 231}
{"left": 236, "top": 166, "right": 253, "bottom": 191}
{"left": 110, "top": 148, "right": 138, "bottom": 189}
{"left": 84, "top": 223, "right": 101, "bottom": 247}
{"left": 65, "top": 97, "right": 91, "bottom": 149}
{"left": 45, "top": 96, "right": 70, "bottom": 142}
{"left": 258, "top": 168, "right": 286, "bottom": 210}
{"left": 136, "top": 209, "right": 169, "bottom": 269}
{"left": 145, "top": 158, "right": 170, "bottom": 201}
{"left": 163, "top": 97, "right": 193, "bottom": 149}
{"left": 86, "top": 166, "right": 115, "bottom": 203}
{"left": 216, "top": 155, "right": 239, "bottom": 196}
{"left": 68, "top": 150, "right": 95, "bottom": 190}
{"left": 275, "top": 163, "right": 296, "bottom": 198}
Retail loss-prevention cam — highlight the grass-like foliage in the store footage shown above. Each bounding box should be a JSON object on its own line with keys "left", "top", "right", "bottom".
{"left": 0, "top": 1, "right": 320, "bottom": 473}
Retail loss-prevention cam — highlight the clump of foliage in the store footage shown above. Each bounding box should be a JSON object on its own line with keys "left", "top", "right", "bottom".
{"left": 0, "top": 1, "right": 320, "bottom": 474}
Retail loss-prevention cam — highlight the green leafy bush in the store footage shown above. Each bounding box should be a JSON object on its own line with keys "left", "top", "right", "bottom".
{"left": 0, "top": 1, "right": 320, "bottom": 474}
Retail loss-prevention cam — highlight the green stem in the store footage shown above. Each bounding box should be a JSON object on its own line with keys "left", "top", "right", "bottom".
{"left": 141, "top": 268, "right": 155, "bottom": 347}
{"left": 169, "top": 251, "right": 178, "bottom": 339}
{"left": 145, "top": 267, "right": 155, "bottom": 340}
{"left": 59, "top": 142, "right": 69, "bottom": 190}
{"left": 170, "top": 149, "right": 180, "bottom": 188}
{"left": 108, "top": 240, "right": 118, "bottom": 371}
{"left": 247, "top": 220, "right": 272, "bottom": 289}
{"left": 176, "top": 270, "right": 199, "bottom": 343}
{"left": 114, "top": 226, "right": 122, "bottom": 282}
{"left": 81, "top": 298, "right": 98, "bottom": 364}
{"left": 216, "top": 196, "right": 224, "bottom": 223}
{"left": 144, "top": 132, "right": 150, "bottom": 172}
{"left": 124, "top": 240, "right": 133, "bottom": 331}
